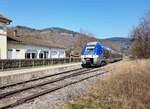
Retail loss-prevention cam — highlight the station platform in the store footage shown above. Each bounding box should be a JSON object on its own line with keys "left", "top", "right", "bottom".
{"left": 0, "top": 62, "right": 81, "bottom": 88}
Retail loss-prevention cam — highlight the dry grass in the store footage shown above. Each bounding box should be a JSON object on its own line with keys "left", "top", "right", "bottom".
{"left": 60, "top": 59, "right": 150, "bottom": 109}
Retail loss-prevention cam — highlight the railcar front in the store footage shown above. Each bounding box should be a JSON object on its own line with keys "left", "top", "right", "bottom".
{"left": 81, "top": 42, "right": 103, "bottom": 67}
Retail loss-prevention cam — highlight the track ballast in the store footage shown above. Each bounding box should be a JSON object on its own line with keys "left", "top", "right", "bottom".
{"left": 0, "top": 67, "right": 107, "bottom": 109}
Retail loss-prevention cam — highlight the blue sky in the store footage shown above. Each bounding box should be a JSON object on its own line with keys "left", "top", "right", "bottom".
{"left": 0, "top": 0, "right": 150, "bottom": 38}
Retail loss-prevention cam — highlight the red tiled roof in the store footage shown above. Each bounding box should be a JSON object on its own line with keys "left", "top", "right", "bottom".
{"left": 0, "top": 14, "right": 12, "bottom": 24}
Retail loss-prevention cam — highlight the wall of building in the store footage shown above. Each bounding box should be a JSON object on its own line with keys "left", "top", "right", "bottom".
{"left": 7, "top": 42, "right": 26, "bottom": 59}
{"left": 51, "top": 48, "right": 66, "bottom": 58}
{"left": 0, "top": 36, "right": 7, "bottom": 59}
{"left": 24, "top": 45, "right": 66, "bottom": 59}
{"left": 7, "top": 42, "right": 66, "bottom": 59}
{"left": 0, "top": 22, "right": 7, "bottom": 59}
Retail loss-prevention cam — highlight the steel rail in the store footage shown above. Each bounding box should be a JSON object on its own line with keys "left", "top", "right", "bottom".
{"left": 0, "top": 68, "right": 94, "bottom": 99}
{"left": 0, "top": 67, "right": 85, "bottom": 89}
{"left": 0, "top": 70, "right": 107, "bottom": 109}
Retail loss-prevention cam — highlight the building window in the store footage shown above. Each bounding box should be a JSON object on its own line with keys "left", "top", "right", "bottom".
{"left": 51, "top": 51, "right": 57, "bottom": 56}
{"left": 39, "top": 53, "right": 44, "bottom": 59}
{"left": 25, "top": 53, "right": 37, "bottom": 59}
{"left": 25, "top": 50, "right": 38, "bottom": 59}
{"left": 25, "top": 53, "right": 30, "bottom": 59}
{"left": 0, "top": 23, "right": 6, "bottom": 31}
{"left": 0, "top": 25, "right": 4, "bottom": 30}
{"left": 8, "top": 49, "right": 13, "bottom": 51}
{"left": 16, "top": 49, "right": 20, "bottom": 52}
{"left": 32, "top": 53, "right": 36, "bottom": 59}
{"left": 44, "top": 51, "right": 48, "bottom": 58}
{"left": 39, "top": 51, "right": 49, "bottom": 59}
{"left": 59, "top": 51, "right": 64, "bottom": 55}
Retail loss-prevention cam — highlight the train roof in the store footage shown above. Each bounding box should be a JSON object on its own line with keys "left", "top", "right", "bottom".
{"left": 87, "top": 42, "right": 111, "bottom": 49}
{"left": 86, "top": 41, "right": 118, "bottom": 52}
{"left": 84, "top": 41, "right": 122, "bottom": 55}
{"left": 87, "top": 42, "right": 98, "bottom": 45}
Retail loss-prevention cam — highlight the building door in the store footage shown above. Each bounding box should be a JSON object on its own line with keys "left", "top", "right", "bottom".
{"left": 25, "top": 50, "right": 38, "bottom": 59}
{"left": 39, "top": 53, "right": 44, "bottom": 59}
{"left": 7, "top": 49, "right": 13, "bottom": 59}
{"left": 16, "top": 49, "right": 21, "bottom": 59}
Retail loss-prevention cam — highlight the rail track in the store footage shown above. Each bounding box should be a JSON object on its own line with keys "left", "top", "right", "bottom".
{"left": 0, "top": 68, "right": 89, "bottom": 98}
{"left": 0, "top": 67, "right": 84, "bottom": 89}
{"left": 0, "top": 67, "right": 107, "bottom": 109}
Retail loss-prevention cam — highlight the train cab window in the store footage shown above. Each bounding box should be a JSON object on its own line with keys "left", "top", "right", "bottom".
{"left": 87, "top": 45, "right": 95, "bottom": 48}
{"left": 85, "top": 48, "right": 94, "bottom": 55}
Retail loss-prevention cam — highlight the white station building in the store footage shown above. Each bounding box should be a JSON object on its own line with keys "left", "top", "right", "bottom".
{"left": 0, "top": 14, "right": 66, "bottom": 59}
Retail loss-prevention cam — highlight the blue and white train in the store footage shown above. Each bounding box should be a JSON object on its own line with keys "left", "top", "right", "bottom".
{"left": 81, "top": 42, "right": 122, "bottom": 67}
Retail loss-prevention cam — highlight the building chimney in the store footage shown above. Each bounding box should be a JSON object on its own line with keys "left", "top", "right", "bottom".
{"left": 13, "top": 29, "right": 18, "bottom": 37}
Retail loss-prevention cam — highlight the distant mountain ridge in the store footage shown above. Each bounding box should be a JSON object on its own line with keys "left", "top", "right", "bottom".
{"left": 15, "top": 26, "right": 85, "bottom": 36}
{"left": 105, "top": 37, "right": 130, "bottom": 42}
{"left": 8, "top": 26, "right": 129, "bottom": 55}
{"left": 105, "top": 37, "right": 131, "bottom": 54}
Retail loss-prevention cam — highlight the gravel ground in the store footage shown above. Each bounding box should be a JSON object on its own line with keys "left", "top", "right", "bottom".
{"left": 7, "top": 69, "right": 109, "bottom": 109}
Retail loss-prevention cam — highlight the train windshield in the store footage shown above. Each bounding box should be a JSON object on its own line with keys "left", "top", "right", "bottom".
{"left": 85, "top": 48, "right": 94, "bottom": 55}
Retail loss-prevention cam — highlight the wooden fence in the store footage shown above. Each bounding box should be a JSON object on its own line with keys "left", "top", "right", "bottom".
{"left": 0, "top": 58, "right": 81, "bottom": 71}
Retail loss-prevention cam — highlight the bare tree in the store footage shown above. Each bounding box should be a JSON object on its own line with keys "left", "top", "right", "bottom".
{"left": 130, "top": 12, "right": 150, "bottom": 58}
{"left": 73, "top": 32, "right": 95, "bottom": 56}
